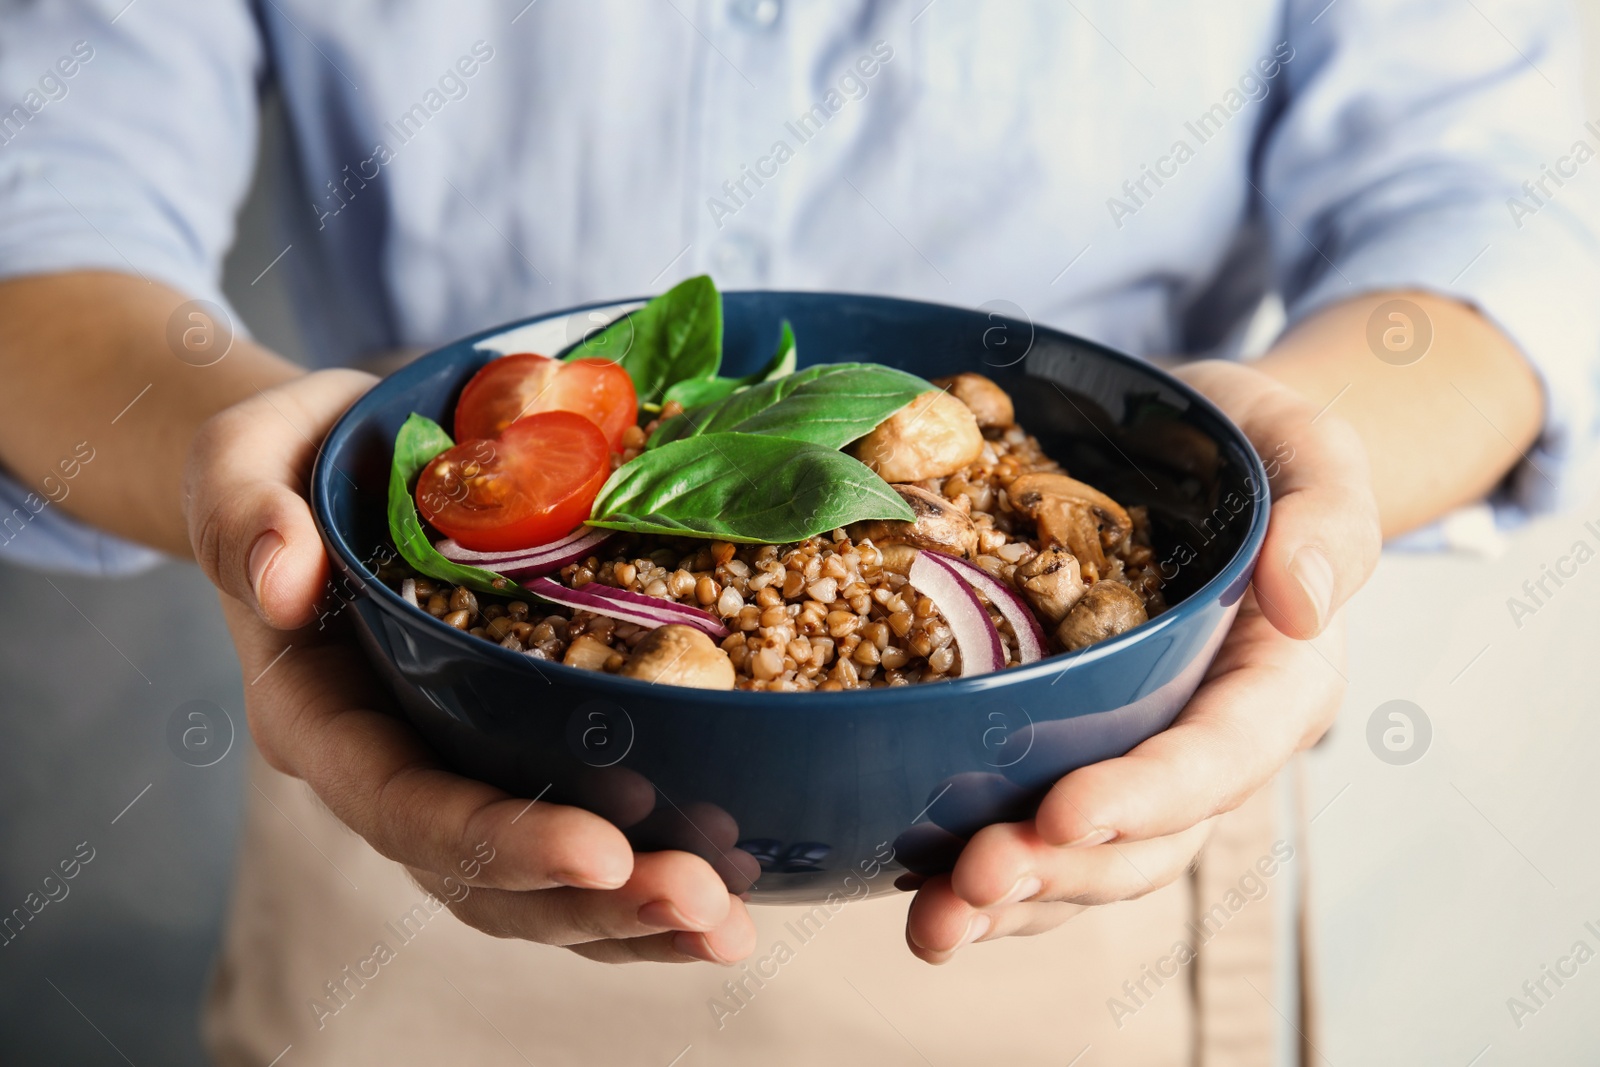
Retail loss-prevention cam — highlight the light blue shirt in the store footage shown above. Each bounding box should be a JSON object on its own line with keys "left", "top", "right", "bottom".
{"left": 2, "top": 0, "right": 1598, "bottom": 574}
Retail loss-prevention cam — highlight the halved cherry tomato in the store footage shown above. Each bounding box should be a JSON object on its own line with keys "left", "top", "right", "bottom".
{"left": 416, "top": 410, "right": 610, "bottom": 552}
{"left": 545, "top": 358, "right": 639, "bottom": 450}
{"left": 454, "top": 353, "right": 638, "bottom": 451}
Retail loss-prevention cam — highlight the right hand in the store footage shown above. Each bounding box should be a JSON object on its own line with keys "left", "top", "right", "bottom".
{"left": 185, "top": 368, "right": 755, "bottom": 964}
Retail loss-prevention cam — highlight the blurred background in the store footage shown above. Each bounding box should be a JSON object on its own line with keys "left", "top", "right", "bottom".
{"left": 4, "top": 6, "right": 1600, "bottom": 1067}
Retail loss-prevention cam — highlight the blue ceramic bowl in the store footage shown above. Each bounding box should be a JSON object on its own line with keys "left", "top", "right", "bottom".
{"left": 312, "top": 292, "right": 1268, "bottom": 904}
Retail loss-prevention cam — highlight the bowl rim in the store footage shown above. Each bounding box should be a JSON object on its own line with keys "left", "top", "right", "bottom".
{"left": 312, "top": 289, "right": 1270, "bottom": 710}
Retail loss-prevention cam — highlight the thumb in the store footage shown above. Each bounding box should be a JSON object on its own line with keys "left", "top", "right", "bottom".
{"left": 1175, "top": 361, "right": 1381, "bottom": 639}
{"left": 184, "top": 369, "right": 376, "bottom": 629}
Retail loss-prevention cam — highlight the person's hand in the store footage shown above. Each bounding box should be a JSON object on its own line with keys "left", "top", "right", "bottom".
{"left": 186, "top": 369, "right": 755, "bottom": 964}
{"left": 904, "top": 359, "right": 1381, "bottom": 962}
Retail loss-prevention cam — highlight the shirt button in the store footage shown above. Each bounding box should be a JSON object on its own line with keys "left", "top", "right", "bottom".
{"left": 729, "top": 0, "right": 780, "bottom": 30}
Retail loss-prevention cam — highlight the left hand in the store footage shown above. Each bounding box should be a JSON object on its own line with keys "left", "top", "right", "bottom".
{"left": 904, "top": 360, "right": 1382, "bottom": 962}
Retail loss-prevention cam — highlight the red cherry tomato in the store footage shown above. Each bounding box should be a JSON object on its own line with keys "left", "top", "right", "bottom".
{"left": 415, "top": 411, "right": 610, "bottom": 552}
{"left": 541, "top": 358, "right": 639, "bottom": 451}
{"left": 454, "top": 353, "right": 638, "bottom": 451}
{"left": 453, "top": 353, "right": 561, "bottom": 442}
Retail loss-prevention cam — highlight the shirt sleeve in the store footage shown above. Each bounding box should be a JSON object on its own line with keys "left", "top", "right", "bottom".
{"left": 0, "top": 475, "right": 165, "bottom": 576}
{"left": 0, "top": 0, "right": 262, "bottom": 575}
{"left": 1261, "top": 0, "right": 1600, "bottom": 520}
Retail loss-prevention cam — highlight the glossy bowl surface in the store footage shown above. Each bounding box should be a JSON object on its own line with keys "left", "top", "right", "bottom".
{"left": 312, "top": 292, "right": 1268, "bottom": 903}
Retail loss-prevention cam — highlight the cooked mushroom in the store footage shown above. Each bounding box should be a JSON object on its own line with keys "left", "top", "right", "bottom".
{"left": 1006, "top": 472, "right": 1132, "bottom": 579}
{"left": 932, "top": 373, "right": 1014, "bottom": 428}
{"left": 851, "top": 390, "right": 984, "bottom": 482}
{"left": 618, "top": 625, "right": 736, "bottom": 689}
{"left": 850, "top": 484, "right": 979, "bottom": 559}
{"left": 1056, "top": 581, "right": 1148, "bottom": 651}
{"left": 874, "top": 544, "right": 919, "bottom": 575}
{"left": 1014, "top": 547, "right": 1086, "bottom": 624}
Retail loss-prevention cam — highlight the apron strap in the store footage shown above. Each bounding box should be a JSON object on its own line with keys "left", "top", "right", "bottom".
{"left": 1191, "top": 770, "right": 1284, "bottom": 1067}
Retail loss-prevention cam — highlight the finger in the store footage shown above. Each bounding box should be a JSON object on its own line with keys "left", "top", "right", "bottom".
{"left": 906, "top": 876, "right": 1085, "bottom": 965}
{"left": 1034, "top": 600, "right": 1345, "bottom": 846}
{"left": 566, "top": 935, "right": 700, "bottom": 965}
{"left": 225, "top": 596, "right": 635, "bottom": 892}
{"left": 909, "top": 823, "right": 1211, "bottom": 961}
{"left": 566, "top": 901, "right": 757, "bottom": 965}
{"left": 627, "top": 801, "right": 764, "bottom": 893}
{"left": 1175, "top": 360, "right": 1381, "bottom": 638}
{"left": 905, "top": 875, "right": 978, "bottom": 965}
{"left": 948, "top": 819, "right": 1215, "bottom": 910}
{"left": 417, "top": 851, "right": 734, "bottom": 946}
{"left": 185, "top": 369, "right": 375, "bottom": 629}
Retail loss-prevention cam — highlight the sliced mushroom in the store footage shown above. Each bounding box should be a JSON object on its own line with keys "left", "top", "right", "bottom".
{"left": 932, "top": 373, "right": 1014, "bottom": 428}
{"left": 851, "top": 390, "right": 984, "bottom": 483}
{"left": 850, "top": 484, "right": 979, "bottom": 559}
{"left": 1013, "top": 547, "right": 1086, "bottom": 624}
{"left": 1007, "top": 472, "right": 1132, "bottom": 579}
{"left": 874, "top": 544, "right": 919, "bottom": 575}
{"left": 618, "top": 624, "right": 736, "bottom": 689}
{"left": 1056, "top": 581, "right": 1148, "bottom": 651}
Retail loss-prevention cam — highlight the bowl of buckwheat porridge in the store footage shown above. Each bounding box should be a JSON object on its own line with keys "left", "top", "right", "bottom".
{"left": 312, "top": 287, "right": 1268, "bottom": 901}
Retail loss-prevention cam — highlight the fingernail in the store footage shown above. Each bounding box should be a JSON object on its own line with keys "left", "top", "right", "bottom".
{"left": 553, "top": 869, "right": 627, "bottom": 891}
{"left": 673, "top": 931, "right": 730, "bottom": 964}
{"left": 248, "top": 530, "right": 285, "bottom": 605}
{"left": 959, "top": 913, "right": 992, "bottom": 947}
{"left": 997, "top": 875, "right": 1042, "bottom": 906}
{"left": 1290, "top": 546, "right": 1334, "bottom": 630}
{"left": 638, "top": 899, "right": 697, "bottom": 930}
{"left": 1065, "top": 827, "right": 1118, "bottom": 848}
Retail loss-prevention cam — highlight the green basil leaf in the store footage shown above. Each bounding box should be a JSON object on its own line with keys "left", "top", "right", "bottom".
{"left": 387, "top": 413, "right": 526, "bottom": 599}
{"left": 660, "top": 318, "right": 798, "bottom": 410}
{"left": 590, "top": 432, "right": 914, "bottom": 543}
{"left": 648, "top": 362, "right": 930, "bottom": 450}
{"left": 757, "top": 318, "right": 797, "bottom": 382}
{"left": 563, "top": 274, "right": 722, "bottom": 405}
{"left": 661, "top": 375, "right": 742, "bottom": 410}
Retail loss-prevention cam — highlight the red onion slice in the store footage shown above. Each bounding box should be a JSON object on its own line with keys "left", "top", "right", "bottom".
{"left": 523, "top": 577, "right": 730, "bottom": 640}
{"left": 435, "top": 526, "right": 613, "bottom": 578}
{"left": 436, "top": 524, "right": 604, "bottom": 562}
{"left": 926, "top": 552, "right": 1047, "bottom": 665}
{"left": 907, "top": 552, "right": 1006, "bottom": 677}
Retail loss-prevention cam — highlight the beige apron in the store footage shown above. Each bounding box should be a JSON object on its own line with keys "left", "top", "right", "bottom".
{"left": 204, "top": 752, "right": 1299, "bottom": 1066}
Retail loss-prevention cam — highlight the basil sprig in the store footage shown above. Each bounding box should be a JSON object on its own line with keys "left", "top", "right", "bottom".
{"left": 589, "top": 433, "right": 914, "bottom": 543}
{"left": 387, "top": 413, "right": 524, "bottom": 598}
{"left": 649, "top": 362, "right": 930, "bottom": 450}
{"left": 662, "top": 318, "right": 797, "bottom": 410}
{"left": 562, "top": 274, "right": 722, "bottom": 405}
